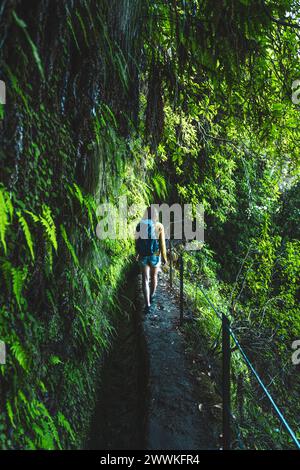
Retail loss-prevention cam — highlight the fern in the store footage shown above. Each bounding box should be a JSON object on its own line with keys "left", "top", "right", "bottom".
{"left": 10, "top": 340, "right": 28, "bottom": 371}
{"left": 40, "top": 205, "right": 57, "bottom": 251}
{"left": 57, "top": 412, "right": 76, "bottom": 442}
{"left": 0, "top": 188, "right": 9, "bottom": 254}
{"left": 32, "top": 423, "right": 47, "bottom": 447}
{"left": 11, "top": 266, "right": 27, "bottom": 309}
{"left": 152, "top": 172, "right": 167, "bottom": 199}
{"left": 60, "top": 224, "right": 79, "bottom": 265}
{"left": 6, "top": 66, "right": 30, "bottom": 113}
{"left": 39, "top": 381, "right": 47, "bottom": 393}
{"left": 17, "top": 210, "right": 35, "bottom": 261}
{"left": 12, "top": 11, "right": 45, "bottom": 80}
{"left": 24, "top": 209, "right": 39, "bottom": 223}
{"left": 4, "top": 191, "right": 13, "bottom": 222}
{"left": 18, "top": 390, "right": 28, "bottom": 405}
{"left": 41, "top": 432, "right": 55, "bottom": 450}
{"left": 83, "top": 194, "right": 96, "bottom": 227}
{"left": 79, "top": 268, "right": 92, "bottom": 300}
{"left": 6, "top": 400, "right": 16, "bottom": 428}
{"left": 74, "top": 305, "right": 88, "bottom": 338}
{"left": 73, "top": 183, "right": 84, "bottom": 205}
{"left": 34, "top": 400, "right": 61, "bottom": 449}
{"left": 71, "top": 183, "right": 97, "bottom": 227}
{"left": 24, "top": 437, "right": 36, "bottom": 449}
{"left": 49, "top": 355, "right": 63, "bottom": 365}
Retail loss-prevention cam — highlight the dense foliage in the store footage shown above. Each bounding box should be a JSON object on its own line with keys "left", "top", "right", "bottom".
{"left": 145, "top": 0, "right": 300, "bottom": 449}
{"left": 0, "top": 0, "right": 299, "bottom": 449}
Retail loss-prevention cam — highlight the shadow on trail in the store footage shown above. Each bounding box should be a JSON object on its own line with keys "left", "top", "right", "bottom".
{"left": 139, "top": 270, "right": 220, "bottom": 450}
{"left": 86, "top": 269, "right": 148, "bottom": 450}
{"left": 87, "top": 267, "right": 219, "bottom": 450}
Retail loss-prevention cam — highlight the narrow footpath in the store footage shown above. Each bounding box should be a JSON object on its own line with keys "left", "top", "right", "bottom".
{"left": 138, "top": 270, "right": 220, "bottom": 450}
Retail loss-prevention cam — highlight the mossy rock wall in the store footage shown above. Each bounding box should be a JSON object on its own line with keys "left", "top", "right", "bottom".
{"left": 0, "top": 0, "right": 146, "bottom": 449}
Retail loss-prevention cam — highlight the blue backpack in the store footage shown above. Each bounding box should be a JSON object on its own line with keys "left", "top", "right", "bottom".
{"left": 136, "top": 219, "right": 160, "bottom": 257}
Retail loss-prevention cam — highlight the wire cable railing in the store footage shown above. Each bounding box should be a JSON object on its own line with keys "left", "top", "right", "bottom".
{"left": 168, "top": 240, "right": 300, "bottom": 451}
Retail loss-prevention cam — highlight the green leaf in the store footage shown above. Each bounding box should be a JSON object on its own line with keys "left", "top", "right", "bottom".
{"left": 17, "top": 210, "right": 35, "bottom": 261}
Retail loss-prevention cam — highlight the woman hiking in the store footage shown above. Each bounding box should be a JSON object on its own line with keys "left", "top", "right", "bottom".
{"left": 135, "top": 206, "right": 167, "bottom": 313}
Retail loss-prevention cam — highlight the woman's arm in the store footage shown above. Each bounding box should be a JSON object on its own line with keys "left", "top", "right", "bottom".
{"left": 159, "top": 224, "right": 167, "bottom": 264}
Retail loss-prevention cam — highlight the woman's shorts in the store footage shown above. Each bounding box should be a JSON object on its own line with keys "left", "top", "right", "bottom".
{"left": 139, "top": 255, "right": 161, "bottom": 268}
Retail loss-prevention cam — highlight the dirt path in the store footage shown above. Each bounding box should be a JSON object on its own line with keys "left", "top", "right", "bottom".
{"left": 138, "top": 270, "right": 220, "bottom": 450}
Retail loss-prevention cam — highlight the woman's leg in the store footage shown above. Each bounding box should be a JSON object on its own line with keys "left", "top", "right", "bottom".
{"left": 150, "top": 265, "right": 159, "bottom": 299}
{"left": 142, "top": 264, "right": 151, "bottom": 307}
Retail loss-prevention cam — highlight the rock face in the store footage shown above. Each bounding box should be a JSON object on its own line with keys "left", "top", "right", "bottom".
{"left": 1, "top": 0, "right": 144, "bottom": 193}
{"left": 0, "top": 1, "right": 145, "bottom": 449}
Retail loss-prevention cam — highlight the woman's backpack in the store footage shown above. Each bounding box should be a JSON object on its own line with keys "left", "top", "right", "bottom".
{"left": 136, "top": 219, "right": 160, "bottom": 256}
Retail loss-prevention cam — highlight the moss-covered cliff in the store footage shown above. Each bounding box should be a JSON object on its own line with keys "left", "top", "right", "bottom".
{"left": 0, "top": 0, "right": 147, "bottom": 449}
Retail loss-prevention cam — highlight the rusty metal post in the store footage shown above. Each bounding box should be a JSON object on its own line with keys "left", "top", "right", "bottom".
{"left": 222, "top": 313, "right": 231, "bottom": 450}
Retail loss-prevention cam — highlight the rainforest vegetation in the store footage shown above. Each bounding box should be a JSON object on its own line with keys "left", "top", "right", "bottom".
{"left": 0, "top": 0, "right": 299, "bottom": 450}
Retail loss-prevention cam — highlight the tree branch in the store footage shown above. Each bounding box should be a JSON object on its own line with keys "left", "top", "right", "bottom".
{"left": 261, "top": 0, "right": 300, "bottom": 30}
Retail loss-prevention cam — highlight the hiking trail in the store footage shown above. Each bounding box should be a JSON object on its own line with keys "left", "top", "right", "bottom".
{"left": 137, "top": 269, "right": 220, "bottom": 450}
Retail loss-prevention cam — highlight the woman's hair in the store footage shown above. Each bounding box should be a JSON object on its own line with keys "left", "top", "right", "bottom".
{"left": 143, "top": 205, "right": 158, "bottom": 221}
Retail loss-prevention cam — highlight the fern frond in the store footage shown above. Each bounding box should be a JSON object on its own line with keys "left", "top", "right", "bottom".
{"left": 84, "top": 194, "right": 96, "bottom": 226}
{"left": 40, "top": 205, "right": 57, "bottom": 251}
{"left": 41, "top": 432, "right": 55, "bottom": 450}
{"left": 24, "top": 209, "right": 40, "bottom": 223}
{"left": 79, "top": 268, "right": 92, "bottom": 300}
{"left": 17, "top": 210, "right": 35, "bottom": 261}
{"left": 11, "top": 340, "right": 28, "bottom": 371}
{"left": 18, "top": 390, "right": 28, "bottom": 404}
{"left": 24, "top": 437, "right": 36, "bottom": 449}
{"left": 57, "top": 412, "right": 76, "bottom": 442}
{"left": 11, "top": 266, "right": 27, "bottom": 309}
{"left": 0, "top": 188, "right": 9, "bottom": 254}
{"left": 6, "top": 400, "right": 16, "bottom": 427}
{"left": 73, "top": 183, "right": 84, "bottom": 205}
{"left": 34, "top": 400, "right": 61, "bottom": 449}
{"left": 4, "top": 191, "right": 14, "bottom": 222}
{"left": 152, "top": 172, "right": 167, "bottom": 199}
{"left": 49, "top": 355, "right": 63, "bottom": 365}
{"left": 60, "top": 224, "right": 79, "bottom": 265}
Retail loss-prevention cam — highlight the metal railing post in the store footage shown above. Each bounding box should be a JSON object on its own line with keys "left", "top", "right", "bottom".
{"left": 179, "top": 253, "right": 183, "bottom": 324}
{"left": 222, "top": 313, "right": 231, "bottom": 450}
